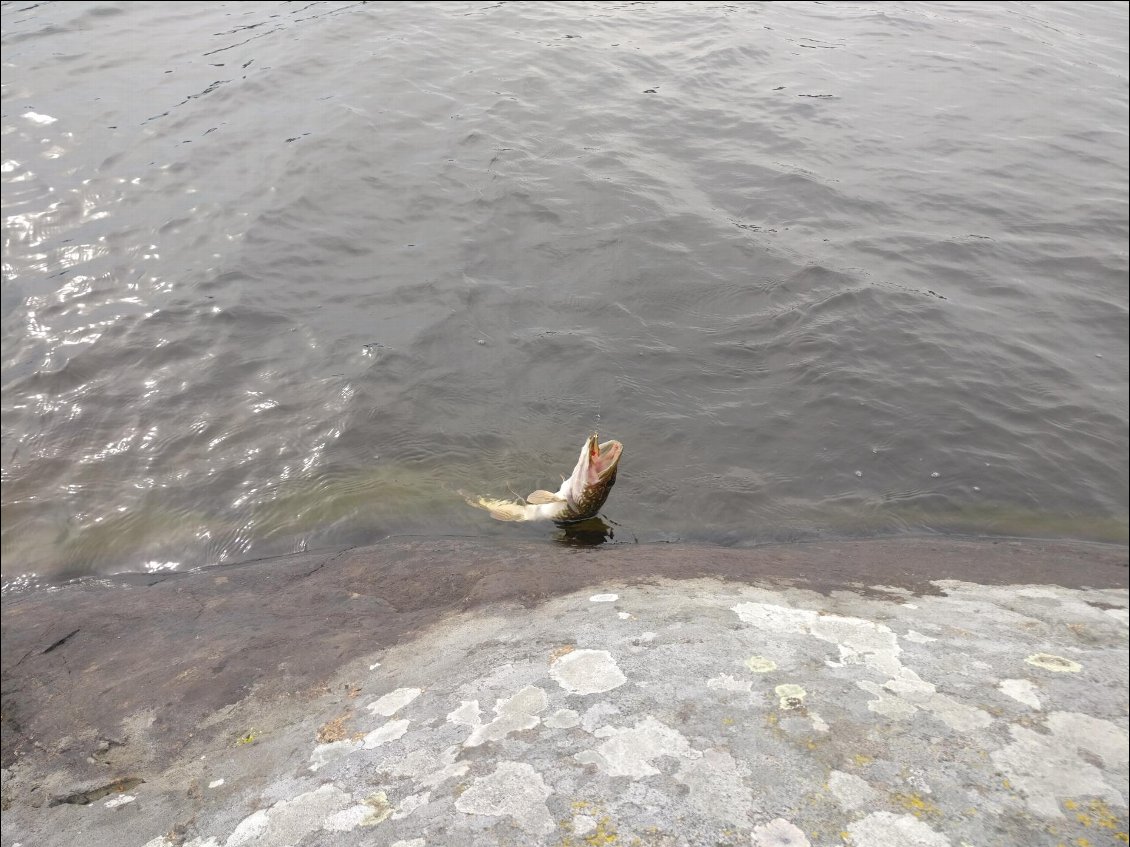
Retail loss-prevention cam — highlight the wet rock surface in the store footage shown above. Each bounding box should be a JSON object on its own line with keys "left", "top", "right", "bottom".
{"left": 1, "top": 537, "right": 1127, "bottom": 846}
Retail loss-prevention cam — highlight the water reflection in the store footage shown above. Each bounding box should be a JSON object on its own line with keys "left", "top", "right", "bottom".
{"left": 553, "top": 516, "right": 617, "bottom": 547}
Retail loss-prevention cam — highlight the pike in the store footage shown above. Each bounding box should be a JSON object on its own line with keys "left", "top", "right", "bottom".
{"left": 467, "top": 433, "right": 623, "bottom": 523}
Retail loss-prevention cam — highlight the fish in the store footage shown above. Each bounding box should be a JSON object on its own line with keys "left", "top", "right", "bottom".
{"left": 466, "top": 433, "right": 623, "bottom": 523}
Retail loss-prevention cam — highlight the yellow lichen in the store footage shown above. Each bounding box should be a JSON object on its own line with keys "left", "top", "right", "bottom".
{"left": 1025, "top": 653, "right": 1082, "bottom": 673}
{"left": 775, "top": 683, "right": 807, "bottom": 709}
{"left": 895, "top": 792, "right": 942, "bottom": 818}
{"left": 235, "top": 730, "right": 258, "bottom": 746}
{"left": 853, "top": 754, "right": 873, "bottom": 766}
{"left": 558, "top": 800, "right": 620, "bottom": 847}
{"left": 745, "top": 655, "right": 777, "bottom": 673}
{"left": 1089, "top": 798, "right": 1121, "bottom": 830}
{"left": 584, "top": 816, "right": 618, "bottom": 846}
{"left": 360, "top": 791, "right": 392, "bottom": 826}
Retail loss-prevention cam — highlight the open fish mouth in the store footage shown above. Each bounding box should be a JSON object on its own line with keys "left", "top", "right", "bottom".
{"left": 584, "top": 434, "right": 623, "bottom": 484}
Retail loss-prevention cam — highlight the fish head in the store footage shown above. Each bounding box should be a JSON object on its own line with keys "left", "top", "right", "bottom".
{"left": 563, "top": 433, "right": 623, "bottom": 520}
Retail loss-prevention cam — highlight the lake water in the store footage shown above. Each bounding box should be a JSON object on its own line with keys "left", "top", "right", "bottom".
{"left": 2, "top": 1, "right": 1127, "bottom": 590}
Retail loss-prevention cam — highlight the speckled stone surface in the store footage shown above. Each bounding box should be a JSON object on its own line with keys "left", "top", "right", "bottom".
{"left": 2, "top": 538, "right": 1127, "bottom": 847}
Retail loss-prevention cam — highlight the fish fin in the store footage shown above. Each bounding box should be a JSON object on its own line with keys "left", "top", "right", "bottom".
{"left": 468, "top": 496, "right": 530, "bottom": 522}
{"left": 526, "top": 489, "right": 564, "bottom": 505}
{"left": 489, "top": 508, "right": 526, "bottom": 522}
{"left": 464, "top": 494, "right": 528, "bottom": 521}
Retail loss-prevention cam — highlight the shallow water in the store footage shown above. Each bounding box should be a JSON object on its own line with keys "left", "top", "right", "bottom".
{"left": 2, "top": 1, "right": 1127, "bottom": 589}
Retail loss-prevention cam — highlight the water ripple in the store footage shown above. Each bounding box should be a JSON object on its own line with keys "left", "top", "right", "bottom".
{"left": 2, "top": 0, "right": 1127, "bottom": 586}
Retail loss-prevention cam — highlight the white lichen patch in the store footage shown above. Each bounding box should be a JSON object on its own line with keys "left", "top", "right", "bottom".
{"left": 846, "top": 811, "right": 950, "bottom": 846}
{"left": 733, "top": 603, "right": 820, "bottom": 638}
{"left": 751, "top": 817, "right": 811, "bottom": 847}
{"left": 732, "top": 598, "right": 994, "bottom": 731}
{"left": 367, "top": 687, "right": 422, "bottom": 717}
{"left": 464, "top": 685, "right": 548, "bottom": 747}
{"left": 390, "top": 840, "right": 426, "bottom": 847}
{"left": 857, "top": 680, "right": 920, "bottom": 720}
{"left": 227, "top": 784, "right": 352, "bottom": 847}
{"left": 575, "top": 715, "right": 700, "bottom": 778}
{"left": 363, "top": 719, "right": 410, "bottom": 748}
{"left": 890, "top": 673, "right": 992, "bottom": 731}
{"left": 905, "top": 630, "right": 937, "bottom": 644}
{"left": 990, "top": 710, "right": 1129, "bottom": 817}
{"left": 322, "top": 805, "right": 370, "bottom": 832}
{"left": 858, "top": 670, "right": 992, "bottom": 731}
{"left": 1105, "top": 607, "right": 1129, "bottom": 627}
{"left": 590, "top": 593, "right": 618, "bottom": 602}
{"left": 707, "top": 673, "right": 753, "bottom": 692}
{"left": 446, "top": 700, "right": 480, "bottom": 726}
{"left": 544, "top": 708, "right": 581, "bottom": 728}
{"left": 322, "top": 798, "right": 390, "bottom": 833}
{"left": 734, "top": 602, "right": 904, "bottom": 675}
{"left": 208, "top": 778, "right": 225, "bottom": 789}
{"left": 550, "top": 649, "right": 627, "bottom": 695}
{"left": 386, "top": 744, "right": 469, "bottom": 790}
{"left": 745, "top": 655, "right": 778, "bottom": 673}
{"left": 809, "top": 712, "right": 829, "bottom": 732}
{"left": 309, "top": 739, "right": 361, "bottom": 771}
{"left": 392, "top": 790, "right": 430, "bottom": 819}
{"left": 828, "top": 770, "right": 880, "bottom": 811}
{"left": 998, "top": 679, "right": 1041, "bottom": 710}
{"left": 775, "top": 684, "right": 807, "bottom": 709}
{"left": 226, "top": 809, "right": 269, "bottom": 846}
{"left": 454, "top": 761, "right": 554, "bottom": 835}
{"left": 104, "top": 794, "right": 135, "bottom": 808}
{"left": 1025, "top": 653, "right": 1082, "bottom": 673}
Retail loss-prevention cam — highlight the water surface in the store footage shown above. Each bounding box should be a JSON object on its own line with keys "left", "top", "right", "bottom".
{"left": 2, "top": 1, "right": 1127, "bottom": 589}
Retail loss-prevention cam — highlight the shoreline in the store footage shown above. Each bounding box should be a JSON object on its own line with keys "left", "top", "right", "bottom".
{"left": 2, "top": 536, "right": 1127, "bottom": 846}
{"left": 3, "top": 530, "right": 1128, "bottom": 599}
